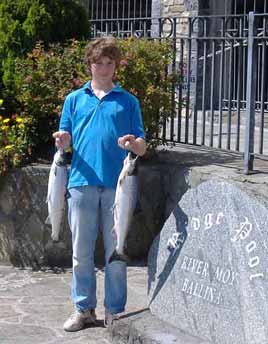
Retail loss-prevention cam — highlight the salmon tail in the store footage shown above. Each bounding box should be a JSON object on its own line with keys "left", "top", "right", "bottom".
{"left": 46, "top": 193, "right": 51, "bottom": 204}
{"left": 111, "top": 203, "right": 116, "bottom": 214}
{"left": 45, "top": 215, "right": 51, "bottom": 225}
{"left": 108, "top": 250, "right": 129, "bottom": 264}
{"left": 51, "top": 232, "right": 60, "bottom": 242}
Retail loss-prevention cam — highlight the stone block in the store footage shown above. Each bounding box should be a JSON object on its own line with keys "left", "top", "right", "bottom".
{"left": 148, "top": 179, "right": 268, "bottom": 344}
{"left": 170, "top": 5, "right": 185, "bottom": 14}
{"left": 0, "top": 158, "right": 189, "bottom": 268}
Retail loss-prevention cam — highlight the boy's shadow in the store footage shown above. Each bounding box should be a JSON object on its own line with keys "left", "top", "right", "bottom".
{"left": 148, "top": 205, "right": 188, "bottom": 306}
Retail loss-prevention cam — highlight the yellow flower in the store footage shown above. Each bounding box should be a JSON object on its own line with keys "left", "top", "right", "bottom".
{"left": 0, "top": 99, "right": 3, "bottom": 106}
{"left": 1, "top": 125, "right": 8, "bottom": 130}
{"left": 3, "top": 118, "right": 10, "bottom": 124}
{"left": 5, "top": 145, "right": 13, "bottom": 150}
{"left": 16, "top": 117, "right": 23, "bottom": 123}
{"left": 18, "top": 124, "right": 25, "bottom": 129}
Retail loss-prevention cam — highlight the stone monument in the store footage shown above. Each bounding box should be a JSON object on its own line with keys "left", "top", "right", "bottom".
{"left": 148, "top": 179, "right": 268, "bottom": 344}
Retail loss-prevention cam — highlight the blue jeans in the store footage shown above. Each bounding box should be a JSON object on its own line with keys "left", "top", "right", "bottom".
{"left": 67, "top": 185, "right": 127, "bottom": 314}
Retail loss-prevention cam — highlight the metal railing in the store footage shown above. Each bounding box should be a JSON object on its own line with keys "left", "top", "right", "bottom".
{"left": 90, "top": 12, "right": 268, "bottom": 173}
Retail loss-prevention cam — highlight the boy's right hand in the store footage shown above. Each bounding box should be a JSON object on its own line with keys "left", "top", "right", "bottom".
{"left": 53, "top": 131, "right": 71, "bottom": 150}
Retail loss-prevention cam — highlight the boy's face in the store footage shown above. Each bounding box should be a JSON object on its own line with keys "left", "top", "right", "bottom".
{"left": 90, "top": 56, "right": 116, "bottom": 82}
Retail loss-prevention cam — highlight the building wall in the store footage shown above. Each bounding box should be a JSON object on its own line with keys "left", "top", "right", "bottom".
{"left": 152, "top": 0, "right": 267, "bottom": 17}
{"left": 151, "top": 0, "right": 200, "bottom": 110}
{"left": 152, "top": 0, "right": 199, "bottom": 18}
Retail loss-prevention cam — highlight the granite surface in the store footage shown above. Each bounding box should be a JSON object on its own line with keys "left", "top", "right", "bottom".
{"left": 148, "top": 178, "right": 268, "bottom": 344}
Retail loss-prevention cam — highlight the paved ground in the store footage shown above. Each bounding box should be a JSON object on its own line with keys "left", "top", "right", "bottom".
{"left": 0, "top": 264, "right": 148, "bottom": 344}
{"left": 166, "top": 112, "right": 268, "bottom": 156}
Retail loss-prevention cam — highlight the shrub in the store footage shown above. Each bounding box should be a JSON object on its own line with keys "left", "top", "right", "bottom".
{"left": 0, "top": 38, "right": 180, "bottom": 175}
{"left": 116, "top": 38, "right": 180, "bottom": 145}
{"left": 7, "top": 40, "right": 87, "bottom": 160}
{"left": 0, "top": 0, "right": 90, "bottom": 80}
{"left": 0, "top": 0, "right": 90, "bottom": 53}
{"left": 0, "top": 110, "right": 32, "bottom": 174}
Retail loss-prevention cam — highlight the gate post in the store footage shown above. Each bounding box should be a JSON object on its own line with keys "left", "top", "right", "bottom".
{"left": 244, "top": 12, "right": 257, "bottom": 174}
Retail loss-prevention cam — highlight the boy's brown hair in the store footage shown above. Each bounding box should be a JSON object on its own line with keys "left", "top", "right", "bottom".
{"left": 84, "top": 37, "right": 122, "bottom": 73}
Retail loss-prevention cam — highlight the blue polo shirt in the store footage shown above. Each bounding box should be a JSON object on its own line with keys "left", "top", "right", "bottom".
{"left": 59, "top": 81, "right": 145, "bottom": 189}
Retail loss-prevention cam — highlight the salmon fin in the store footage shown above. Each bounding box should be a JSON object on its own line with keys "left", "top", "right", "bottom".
{"left": 46, "top": 194, "right": 51, "bottom": 203}
{"left": 51, "top": 233, "right": 60, "bottom": 242}
{"left": 45, "top": 215, "right": 51, "bottom": 225}
{"left": 112, "top": 203, "right": 119, "bottom": 222}
{"left": 111, "top": 203, "right": 116, "bottom": 213}
{"left": 108, "top": 250, "right": 129, "bottom": 264}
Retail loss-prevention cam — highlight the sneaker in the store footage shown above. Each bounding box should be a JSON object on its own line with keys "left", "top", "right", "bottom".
{"left": 104, "top": 309, "right": 119, "bottom": 328}
{"left": 63, "top": 309, "right": 96, "bottom": 332}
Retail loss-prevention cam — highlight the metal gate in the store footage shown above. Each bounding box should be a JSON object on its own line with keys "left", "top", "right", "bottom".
{"left": 87, "top": 10, "right": 268, "bottom": 173}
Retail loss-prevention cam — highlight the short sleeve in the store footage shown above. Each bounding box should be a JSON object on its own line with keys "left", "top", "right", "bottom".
{"left": 59, "top": 95, "right": 72, "bottom": 134}
{"left": 131, "top": 97, "right": 145, "bottom": 139}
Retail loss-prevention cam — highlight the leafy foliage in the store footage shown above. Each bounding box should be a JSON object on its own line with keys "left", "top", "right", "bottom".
{"left": 0, "top": 38, "right": 180, "bottom": 175}
{"left": 116, "top": 39, "right": 180, "bottom": 145}
{"left": 5, "top": 40, "right": 87, "bottom": 161}
{"left": 0, "top": 113, "right": 32, "bottom": 174}
{"left": 0, "top": 0, "right": 90, "bottom": 81}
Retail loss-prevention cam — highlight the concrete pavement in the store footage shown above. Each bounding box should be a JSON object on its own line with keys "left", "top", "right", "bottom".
{"left": 0, "top": 264, "right": 148, "bottom": 344}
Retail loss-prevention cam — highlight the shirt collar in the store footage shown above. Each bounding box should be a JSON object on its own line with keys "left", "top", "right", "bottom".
{"left": 84, "top": 81, "right": 122, "bottom": 94}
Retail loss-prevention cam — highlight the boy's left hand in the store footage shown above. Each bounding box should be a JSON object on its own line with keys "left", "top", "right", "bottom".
{"left": 118, "top": 134, "right": 136, "bottom": 150}
{"left": 118, "top": 135, "right": 146, "bottom": 156}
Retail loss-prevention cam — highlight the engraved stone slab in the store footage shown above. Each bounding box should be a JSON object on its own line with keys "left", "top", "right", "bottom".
{"left": 148, "top": 179, "right": 268, "bottom": 344}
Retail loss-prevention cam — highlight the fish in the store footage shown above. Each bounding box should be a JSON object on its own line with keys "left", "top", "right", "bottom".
{"left": 109, "top": 152, "right": 139, "bottom": 263}
{"left": 45, "top": 149, "right": 68, "bottom": 241}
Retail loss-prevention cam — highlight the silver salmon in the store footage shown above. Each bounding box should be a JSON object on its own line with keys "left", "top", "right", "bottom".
{"left": 109, "top": 152, "right": 138, "bottom": 263}
{"left": 46, "top": 149, "right": 68, "bottom": 241}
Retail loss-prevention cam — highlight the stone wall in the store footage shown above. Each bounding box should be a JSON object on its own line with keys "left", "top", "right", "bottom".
{"left": 152, "top": 0, "right": 199, "bottom": 17}
{"left": 0, "top": 153, "right": 189, "bottom": 268}
{"left": 161, "top": 0, "right": 186, "bottom": 17}
{"left": 2, "top": 145, "right": 266, "bottom": 269}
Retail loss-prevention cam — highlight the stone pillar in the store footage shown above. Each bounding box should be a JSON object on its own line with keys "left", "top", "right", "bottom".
{"left": 161, "top": 0, "right": 185, "bottom": 17}
{"left": 151, "top": 0, "right": 162, "bottom": 36}
{"left": 151, "top": 0, "right": 199, "bottom": 17}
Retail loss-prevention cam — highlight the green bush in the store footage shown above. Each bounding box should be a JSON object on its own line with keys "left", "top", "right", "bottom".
{"left": 116, "top": 39, "right": 179, "bottom": 144}
{"left": 0, "top": 38, "right": 180, "bottom": 175}
{"left": 0, "top": 0, "right": 90, "bottom": 84}
{"left": 0, "top": 113, "right": 32, "bottom": 174}
{"left": 6, "top": 40, "right": 86, "bottom": 160}
{"left": 0, "top": 0, "right": 90, "bottom": 54}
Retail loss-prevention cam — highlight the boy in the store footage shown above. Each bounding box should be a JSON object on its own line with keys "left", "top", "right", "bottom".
{"left": 53, "top": 37, "right": 146, "bottom": 332}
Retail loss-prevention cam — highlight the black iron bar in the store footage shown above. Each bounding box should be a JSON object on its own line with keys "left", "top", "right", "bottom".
{"left": 209, "top": 40, "right": 216, "bottom": 147}
{"left": 227, "top": 40, "right": 233, "bottom": 150}
{"left": 170, "top": 18, "right": 177, "bottom": 142}
{"left": 244, "top": 12, "right": 257, "bottom": 173}
{"left": 185, "top": 18, "right": 192, "bottom": 143}
{"left": 259, "top": 40, "right": 267, "bottom": 154}
{"left": 193, "top": 40, "right": 199, "bottom": 145}
{"left": 201, "top": 39, "right": 207, "bottom": 146}
{"left": 235, "top": 41, "right": 242, "bottom": 151}
{"left": 177, "top": 39, "right": 184, "bottom": 143}
{"left": 218, "top": 38, "right": 225, "bottom": 149}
